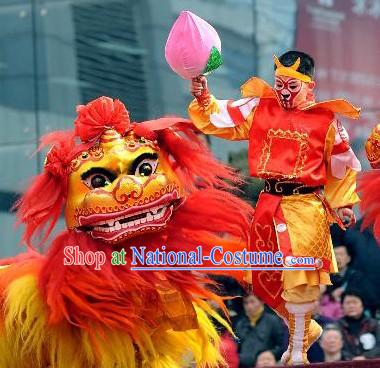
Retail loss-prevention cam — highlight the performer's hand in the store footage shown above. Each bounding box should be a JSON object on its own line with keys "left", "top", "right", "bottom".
{"left": 190, "top": 75, "right": 207, "bottom": 97}
{"left": 337, "top": 207, "right": 356, "bottom": 228}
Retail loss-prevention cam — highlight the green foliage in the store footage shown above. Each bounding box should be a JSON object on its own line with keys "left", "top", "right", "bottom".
{"left": 203, "top": 47, "right": 223, "bottom": 74}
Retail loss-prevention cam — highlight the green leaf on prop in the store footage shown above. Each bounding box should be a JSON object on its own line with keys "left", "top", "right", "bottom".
{"left": 203, "top": 47, "right": 223, "bottom": 74}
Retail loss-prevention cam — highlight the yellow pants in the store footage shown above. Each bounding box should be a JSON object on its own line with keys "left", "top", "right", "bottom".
{"left": 280, "top": 193, "right": 338, "bottom": 299}
{"left": 282, "top": 284, "right": 320, "bottom": 303}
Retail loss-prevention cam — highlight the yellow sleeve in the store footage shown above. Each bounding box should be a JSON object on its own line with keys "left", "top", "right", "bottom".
{"left": 324, "top": 124, "right": 360, "bottom": 209}
{"left": 188, "top": 96, "right": 253, "bottom": 141}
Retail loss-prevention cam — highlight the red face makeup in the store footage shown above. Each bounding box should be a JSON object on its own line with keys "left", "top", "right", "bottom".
{"left": 274, "top": 76, "right": 303, "bottom": 109}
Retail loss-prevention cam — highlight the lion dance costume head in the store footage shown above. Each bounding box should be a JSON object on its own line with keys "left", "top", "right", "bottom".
{"left": 360, "top": 124, "right": 380, "bottom": 242}
{"left": 0, "top": 96, "right": 252, "bottom": 368}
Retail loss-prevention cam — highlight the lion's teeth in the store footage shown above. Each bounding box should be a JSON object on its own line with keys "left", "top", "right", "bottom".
{"left": 91, "top": 203, "right": 171, "bottom": 233}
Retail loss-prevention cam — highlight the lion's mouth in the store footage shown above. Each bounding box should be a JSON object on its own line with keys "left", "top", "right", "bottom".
{"left": 90, "top": 202, "right": 173, "bottom": 232}
{"left": 77, "top": 191, "right": 182, "bottom": 242}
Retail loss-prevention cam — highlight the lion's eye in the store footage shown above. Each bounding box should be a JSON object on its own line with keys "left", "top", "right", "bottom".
{"left": 81, "top": 168, "right": 116, "bottom": 189}
{"left": 134, "top": 159, "right": 158, "bottom": 177}
{"left": 88, "top": 174, "right": 109, "bottom": 188}
{"left": 130, "top": 153, "right": 159, "bottom": 177}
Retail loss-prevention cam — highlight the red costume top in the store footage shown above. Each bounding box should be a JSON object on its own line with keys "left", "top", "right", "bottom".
{"left": 248, "top": 98, "right": 333, "bottom": 185}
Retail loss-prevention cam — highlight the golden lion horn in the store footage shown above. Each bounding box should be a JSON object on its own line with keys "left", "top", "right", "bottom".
{"left": 273, "top": 55, "right": 301, "bottom": 71}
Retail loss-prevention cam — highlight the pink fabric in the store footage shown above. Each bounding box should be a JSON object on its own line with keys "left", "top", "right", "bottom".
{"left": 220, "top": 332, "right": 239, "bottom": 368}
{"left": 165, "top": 10, "right": 221, "bottom": 80}
{"left": 330, "top": 120, "right": 361, "bottom": 179}
{"left": 320, "top": 294, "right": 344, "bottom": 321}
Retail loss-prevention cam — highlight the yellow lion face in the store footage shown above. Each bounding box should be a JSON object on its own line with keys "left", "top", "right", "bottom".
{"left": 65, "top": 129, "right": 184, "bottom": 243}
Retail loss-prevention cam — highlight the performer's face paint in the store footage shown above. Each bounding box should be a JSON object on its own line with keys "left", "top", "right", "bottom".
{"left": 274, "top": 76, "right": 311, "bottom": 109}
{"left": 65, "top": 129, "right": 184, "bottom": 244}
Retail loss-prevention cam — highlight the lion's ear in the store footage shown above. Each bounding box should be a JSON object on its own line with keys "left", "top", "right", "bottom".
{"left": 14, "top": 130, "right": 77, "bottom": 248}
{"left": 14, "top": 172, "right": 66, "bottom": 248}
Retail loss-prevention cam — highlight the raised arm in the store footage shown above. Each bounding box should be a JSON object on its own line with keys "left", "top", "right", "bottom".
{"left": 188, "top": 76, "right": 258, "bottom": 141}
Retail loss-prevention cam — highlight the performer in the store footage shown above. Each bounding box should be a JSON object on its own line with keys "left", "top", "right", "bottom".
{"left": 0, "top": 96, "right": 252, "bottom": 367}
{"left": 189, "top": 50, "right": 361, "bottom": 365}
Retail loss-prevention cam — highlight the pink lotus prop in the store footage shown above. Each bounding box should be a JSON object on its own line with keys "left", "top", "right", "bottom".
{"left": 165, "top": 11, "right": 223, "bottom": 80}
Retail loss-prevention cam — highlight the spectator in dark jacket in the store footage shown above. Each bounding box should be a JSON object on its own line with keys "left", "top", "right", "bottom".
{"left": 235, "top": 293, "right": 285, "bottom": 367}
{"left": 338, "top": 291, "right": 380, "bottom": 360}
{"left": 331, "top": 223, "right": 380, "bottom": 316}
{"left": 327, "top": 242, "right": 373, "bottom": 312}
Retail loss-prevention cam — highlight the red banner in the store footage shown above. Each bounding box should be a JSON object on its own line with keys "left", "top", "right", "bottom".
{"left": 296, "top": 0, "right": 380, "bottom": 144}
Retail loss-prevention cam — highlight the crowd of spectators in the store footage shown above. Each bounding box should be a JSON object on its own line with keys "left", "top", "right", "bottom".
{"left": 216, "top": 223, "right": 380, "bottom": 367}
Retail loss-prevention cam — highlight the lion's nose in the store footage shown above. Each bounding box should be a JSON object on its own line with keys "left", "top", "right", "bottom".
{"left": 113, "top": 176, "right": 144, "bottom": 204}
